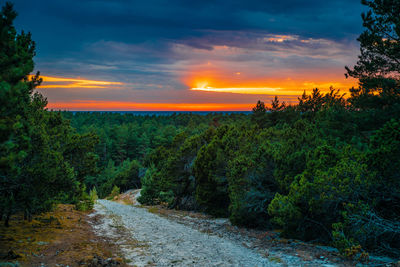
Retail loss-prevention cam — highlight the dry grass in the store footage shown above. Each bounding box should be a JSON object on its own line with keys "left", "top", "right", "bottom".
{"left": 112, "top": 190, "right": 141, "bottom": 206}
{"left": 0, "top": 204, "right": 128, "bottom": 266}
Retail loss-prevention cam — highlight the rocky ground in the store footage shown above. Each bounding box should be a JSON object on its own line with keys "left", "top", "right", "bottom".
{"left": 95, "top": 200, "right": 275, "bottom": 266}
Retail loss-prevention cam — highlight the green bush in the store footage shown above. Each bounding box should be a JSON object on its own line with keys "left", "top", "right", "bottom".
{"left": 268, "top": 145, "right": 373, "bottom": 241}
{"left": 107, "top": 185, "right": 120, "bottom": 200}
{"left": 75, "top": 185, "right": 94, "bottom": 211}
{"left": 89, "top": 187, "right": 98, "bottom": 202}
{"left": 228, "top": 143, "right": 276, "bottom": 227}
{"left": 159, "top": 190, "right": 175, "bottom": 206}
{"left": 138, "top": 166, "right": 160, "bottom": 204}
{"left": 195, "top": 135, "right": 230, "bottom": 217}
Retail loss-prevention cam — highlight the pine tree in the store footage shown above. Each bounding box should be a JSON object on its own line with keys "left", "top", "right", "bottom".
{"left": 251, "top": 100, "right": 267, "bottom": 128}
{"left": 0, "top": 2, "right": 41, "bottom": 226}
{"left": 269, "top": 96, "right": 286, "bottom": 112}
{"left": 0, "top": 2, "right": 98, "bottom": 225}
{"left": 346, "top": 0, "right": 400, "bottom": 108}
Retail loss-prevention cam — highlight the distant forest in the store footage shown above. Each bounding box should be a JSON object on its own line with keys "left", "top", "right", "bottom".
{"left": 1, "top": 0, "right": 400, "bottom": 260}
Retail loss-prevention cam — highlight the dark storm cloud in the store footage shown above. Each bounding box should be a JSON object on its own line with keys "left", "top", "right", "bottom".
{"left": 13, "top": 0, "right": 365, "bottom": 46}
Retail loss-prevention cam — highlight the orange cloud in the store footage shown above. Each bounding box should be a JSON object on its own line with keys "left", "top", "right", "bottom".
{"left": 46, "top": 101, "right": 254, "bottom": 111}
{"left": 185, "top": 71, "right": 357, "bottom": 96}
{"left": 32, "top": 75, "right": 123, "bottom": 89}
{"left": 182, "top": 60, "right": 357, "bottom": 96}
{"left": 264, "top": 35, "right": 298, "bottom": 43}
{"left": 191, "top": 86, "right": 285, "bottom": 95}
{"left": 32, "top": 71, "right": 357, "bottom": 111}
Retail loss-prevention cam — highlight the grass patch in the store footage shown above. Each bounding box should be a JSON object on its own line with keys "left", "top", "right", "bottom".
{"left": 0, "top": 204, "right": 128, "bottom": 266}
{"left": 268, "top": 256, "right": 283, "bottom": 263}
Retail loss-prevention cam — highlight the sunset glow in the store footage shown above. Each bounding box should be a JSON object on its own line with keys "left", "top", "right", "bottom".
{"left": 35, "top": 74, "right": 358, "bottom": 111}
{"left": 191, "top": 86, "right": 284, "bottom": 95}
{"left": 34, "top": 76, "right": 123, "bottom": 89}
{"left": 187, "top": 74, "right": 357, "bottom": 96}
{"left": 46, "top": 101, "right": 254, "bottom": 111}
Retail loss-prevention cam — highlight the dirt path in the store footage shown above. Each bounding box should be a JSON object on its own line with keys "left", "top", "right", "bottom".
{"left": 92, "top": 200, "right": 339, "bottom": 267}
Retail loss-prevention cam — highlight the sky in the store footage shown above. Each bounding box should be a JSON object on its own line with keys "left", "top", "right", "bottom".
{"left": 13, "top": 0, "right": 365, "bottom": 111}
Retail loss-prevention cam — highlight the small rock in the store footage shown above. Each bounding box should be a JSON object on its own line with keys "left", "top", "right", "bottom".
{"left": 79, "top": 255, "right": 121, "bottom": 267}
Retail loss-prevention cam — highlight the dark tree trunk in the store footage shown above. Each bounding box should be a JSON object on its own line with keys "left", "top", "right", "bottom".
{"left": 4, "top": 212, "right": 10, "bottom": 227}
{"left": 104, "top": 143, "right": 107, "bottom": 162}
{"left": 24, "top": 207, "right": 32, "bottom": 222}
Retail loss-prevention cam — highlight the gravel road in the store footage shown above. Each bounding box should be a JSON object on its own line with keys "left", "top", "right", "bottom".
{"left": 94, "top": 199, "right": 276, "bottom": 267}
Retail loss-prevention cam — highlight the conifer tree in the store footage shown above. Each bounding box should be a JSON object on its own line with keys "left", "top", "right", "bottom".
{"left": 346, "top": 0, "right": 400, "bottom": 108}
{"left": 0, "top": 2, "right": 98, "bottom": 225}
{"left": 251, "top": 100, "right": 267, "bottom": 128}
{"left": 0, "top": 2, "right": 42, "bottom": 226}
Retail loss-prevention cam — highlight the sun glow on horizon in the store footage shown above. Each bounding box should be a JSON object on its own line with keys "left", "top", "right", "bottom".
{"left": 191, "top": 86, "right": 287, "bottom": 95}
{"left": 189, "top": 79, "right": 357, "bottom": 96}
{"left": 46, "top": 101, "right": 254, "bottom": 111}
{"left": 33, "top": 72, "right": 358, "bottom": 111}
{"left": 184, "top": 67, "right": 357, "bottom": 97}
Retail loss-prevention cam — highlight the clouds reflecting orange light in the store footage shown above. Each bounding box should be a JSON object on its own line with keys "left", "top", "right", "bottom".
{"left": 35, "top": 73, "right": 358, "bottom": 111}
{"left": 185, "top": 70, "right": 357, "bottom": 96}
{"left": 33, "top": 75, "right": 123, "bottom": 89}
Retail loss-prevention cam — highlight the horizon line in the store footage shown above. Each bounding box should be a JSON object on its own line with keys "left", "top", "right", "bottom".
{"left": 48, "top": 110, "right": 253, "bottom": 112}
